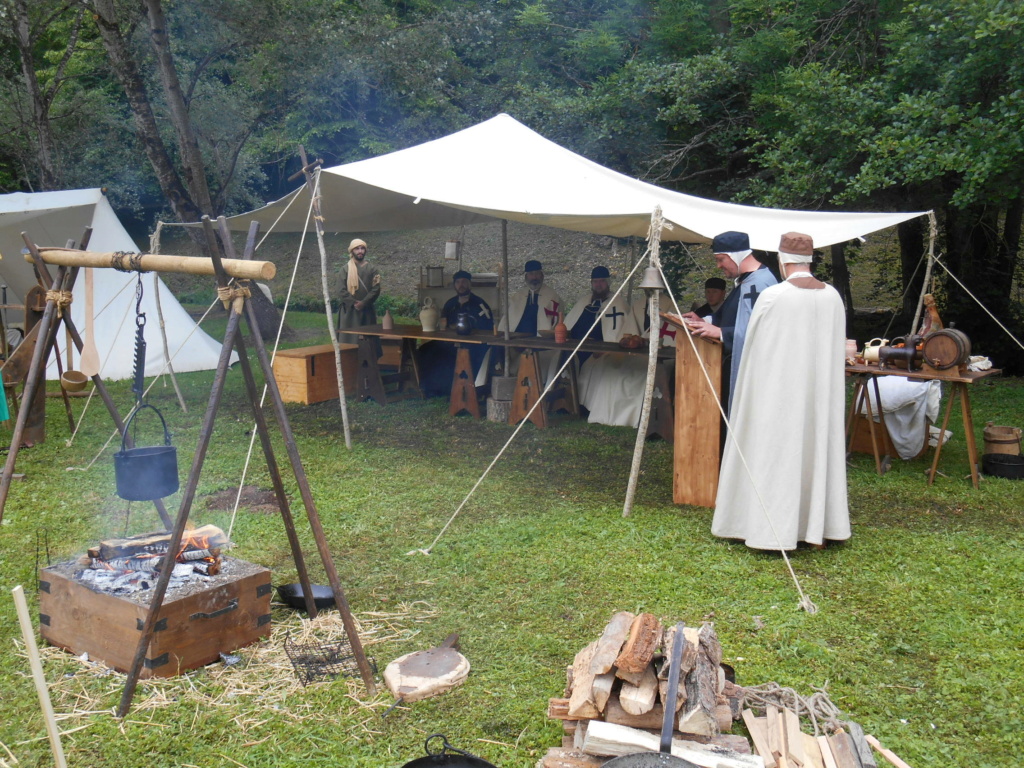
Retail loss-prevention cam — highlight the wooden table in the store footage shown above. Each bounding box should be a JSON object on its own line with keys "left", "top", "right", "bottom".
{"left": 351, "top": 324, "right": 674, "bottom": 429}
{"left": 845, "top": 362, "right": 1000, "bottom": 488}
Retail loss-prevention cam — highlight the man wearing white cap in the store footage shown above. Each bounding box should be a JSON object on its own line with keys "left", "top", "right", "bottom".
{"left": 337, "top": 238, "right": 381, "bottom": 342}
{"left": 684, "top": 231, "right": 777, "bottom": 414}
{"left": 712, "top": 232, "right": 850, "bottom": 551}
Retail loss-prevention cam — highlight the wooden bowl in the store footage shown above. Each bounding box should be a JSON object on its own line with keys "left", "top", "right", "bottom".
{"left": 60, "top": 370, "right": 89, "bottom": 392}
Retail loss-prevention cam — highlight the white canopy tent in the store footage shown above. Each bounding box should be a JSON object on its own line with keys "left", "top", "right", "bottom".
{"left": 227, "top": 113, "right": 927, "bottom": 249}
{"left": 0, "top": 188, "right": 229, "bottom": 380}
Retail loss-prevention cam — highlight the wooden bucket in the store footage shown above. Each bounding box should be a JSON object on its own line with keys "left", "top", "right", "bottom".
{"left": 921, "top": 328, "right": 971, "bottom": 369}
{"left": 983, "top": 422, "right": 1021, "bottom": 455}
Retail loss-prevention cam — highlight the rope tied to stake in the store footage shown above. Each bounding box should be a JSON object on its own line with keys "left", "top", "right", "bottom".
{"left": 217, "top": 282, "right": 251, "bottom": 310}
{"left": 111, "top": 251, "right": 146, "bottom": 272}
{"left": 45, "top": 289, "right": 73, "bottom": 317}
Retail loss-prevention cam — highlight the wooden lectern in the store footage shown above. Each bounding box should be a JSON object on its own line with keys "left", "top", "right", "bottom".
{"left": 663, "top": 314, "right": 722, "bottom": 507}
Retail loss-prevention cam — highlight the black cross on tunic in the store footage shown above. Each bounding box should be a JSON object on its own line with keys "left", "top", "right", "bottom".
{"left": 605, "top": 306, "right": 624, "bottom": 330}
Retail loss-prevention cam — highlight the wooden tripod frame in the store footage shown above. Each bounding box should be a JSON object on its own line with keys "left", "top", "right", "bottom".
{"left": 1, "top": 216, "right": 377, "bottom": 717}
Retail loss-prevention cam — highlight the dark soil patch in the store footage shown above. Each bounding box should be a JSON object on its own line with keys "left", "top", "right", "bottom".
{"left": 203, "top": 485, "right": 280, "bottom": 515}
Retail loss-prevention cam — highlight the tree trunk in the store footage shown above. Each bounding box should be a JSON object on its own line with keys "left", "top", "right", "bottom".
{"left": 896, "top": 217, "right": 925, "bottom": 331}
{"left": 12, "top": 0, "right": 59, "bottom": 189}
{"left": 91, "top": 0, "right": 203, "bottom": 224}
{"left": 143, "top": 0, "right": 215, "bottom": 216}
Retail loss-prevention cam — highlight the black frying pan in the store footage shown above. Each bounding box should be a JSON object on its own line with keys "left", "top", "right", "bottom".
{"left": 603, "top": 622, "right": 700, "bottom": 768}
{"left": 399, "top": 734, "right": 497, "bottom": 768}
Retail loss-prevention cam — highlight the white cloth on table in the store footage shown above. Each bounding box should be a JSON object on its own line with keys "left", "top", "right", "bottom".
{"left": 859, "top": 376, "right": 942, "bottom": 460}
{"left": 712, "top": 281, "right": 850, "bottom": 550}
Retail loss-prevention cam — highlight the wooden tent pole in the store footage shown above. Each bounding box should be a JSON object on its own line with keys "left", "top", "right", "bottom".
{"left": 29, "top": 247, "right": 275, "bottom": 281}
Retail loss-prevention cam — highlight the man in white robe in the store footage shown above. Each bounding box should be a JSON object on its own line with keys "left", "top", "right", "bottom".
{"left": 498, "top": 259, "right": 563, "bottom": 382}
{"left": 564, "top": 266, "right": 640, "bottom": 426}
{"left": 712, "top": 232, "right": 851, "bottom": 550}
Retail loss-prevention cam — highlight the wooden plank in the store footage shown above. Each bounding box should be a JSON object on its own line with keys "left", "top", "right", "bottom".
{"left": 767, "top": 706, "right": 785, "bottom": 765}
{"left": 846, "top": 722, "right": 877, "bottom": 768}
{"left": 536, "top": 747, "right": 607, "bottom": 768}
{"left": 741, "top": 710, "right": 777, "bottom": 768}
{"left": 619, "top": 664, "right": 659, "bottom": 715}
{"left": 548, "top": 698, "right": 572, "bottom": 720}
{"left": 672, "top": 324, "right": 722, "bottom": 506}
{"left": 567, "top": 641, "right": 601, "bottom": 719}
{"left": 784, "top": 709, "right": 806, "bottom": 767}
{"left": 864, "top": 735, "right": 913, "bottom": 768}
{"left": 817, "top": 736, "right": 840, "bottom": 768}
{"left": 590, "top": 611, "right": 635, "bottom": 675}
{"left": 801, "top": 733, "right": 825, "bottom": 768}
{"left": 827, "top": 730, "right": 862, "bottom": 768}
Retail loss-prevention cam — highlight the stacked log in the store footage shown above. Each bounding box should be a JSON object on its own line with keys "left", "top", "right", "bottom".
{"left": 540, "top": 612, "right": 750, "bottom": 767}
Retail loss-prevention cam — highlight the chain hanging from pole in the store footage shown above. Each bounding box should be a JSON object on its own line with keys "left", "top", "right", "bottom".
{"left": 131, "top": 274, "right": 147, "bottom": 407}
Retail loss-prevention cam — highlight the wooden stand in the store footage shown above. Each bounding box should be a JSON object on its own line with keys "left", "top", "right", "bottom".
{"left": 509, "top": 349, "right": 548, "bottom": 428}
{"left": 664, "top": 316, "right": 722, "bottom": 507}
{"left": 3, "top": 218, "right": 378, "bottom": 715}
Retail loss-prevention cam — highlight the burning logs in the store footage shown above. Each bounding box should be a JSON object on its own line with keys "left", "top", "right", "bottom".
{"left": 79, "top": 524, "right": 229, "bottom": 594}
{"left": 544, "top": 613, "right": 747, "bottom": 767}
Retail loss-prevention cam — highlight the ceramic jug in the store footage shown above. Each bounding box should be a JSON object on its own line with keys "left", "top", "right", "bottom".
{"left": 553, "top": 312, "right": 568, "bottom": 344}
{"left": 419, "top": 297, "right": 439, "bottom": 332}
{"left": 382, "top": 309, "right": 394, "bottom": 330}
{"left": 863, "top": 337, "right": 888, "bottom": 363}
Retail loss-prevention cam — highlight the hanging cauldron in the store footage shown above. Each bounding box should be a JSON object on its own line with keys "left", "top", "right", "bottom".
{"left": 114, "top": 403, "right": 179, "bottom": 501}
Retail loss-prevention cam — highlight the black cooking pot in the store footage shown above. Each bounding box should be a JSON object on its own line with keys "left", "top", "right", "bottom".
{"left": 113, "top": 404, "right": 179, "bottom": 501}
{"left": 400, "top": 734, "right": 497, "bottom": 768}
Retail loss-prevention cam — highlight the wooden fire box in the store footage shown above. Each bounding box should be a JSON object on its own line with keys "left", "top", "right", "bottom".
{"left": 38, "top": 559, "right": 272, "bottom": 678}
{"left": 273, "top": 343, "right": 358, "bottom": 404}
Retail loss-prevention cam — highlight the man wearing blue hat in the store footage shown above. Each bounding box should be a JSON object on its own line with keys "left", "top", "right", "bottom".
{"left": 683, "top": 231, "right": 777, "bottom": 413}
{"left": 564, "top": 266, "right": 641, "bottom": 426}
{"left": 418, "top": 270, "right": 494, "bottom": 397}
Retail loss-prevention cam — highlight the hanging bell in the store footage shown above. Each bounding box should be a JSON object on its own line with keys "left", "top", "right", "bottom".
{"left": 639, "top": 266, "right": 667, "bottom": 294}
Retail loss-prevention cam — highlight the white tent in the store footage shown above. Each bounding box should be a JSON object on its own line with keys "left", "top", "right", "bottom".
{"left": 228, "top": 113, "right": 927, "bottom": 249}
{"left": 0, "top": 188, "right": 229, "bottom": 380}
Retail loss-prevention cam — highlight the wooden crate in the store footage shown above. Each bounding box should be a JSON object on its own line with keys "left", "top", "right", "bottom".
{"left": 273, "top": 343, "right": 357, "bottom": 404}
{"left": 38, "top": 559, "right": 272, "bottom": 678}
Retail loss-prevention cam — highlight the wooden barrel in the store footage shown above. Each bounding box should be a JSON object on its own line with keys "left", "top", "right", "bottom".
{"left": 921, "top": 328, "right": 971, "bottom": 369}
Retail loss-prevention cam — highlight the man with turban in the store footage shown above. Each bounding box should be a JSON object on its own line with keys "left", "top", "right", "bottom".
{"left": 336, "top": 238, "right": 381, "bottom": 342}
{"left": 712, "top": 232, "right": 850, "bottom": 550}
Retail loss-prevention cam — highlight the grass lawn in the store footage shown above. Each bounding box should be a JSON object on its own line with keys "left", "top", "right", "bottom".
{"left": 0, "top": 313, "right": 1021, "bottom": 768}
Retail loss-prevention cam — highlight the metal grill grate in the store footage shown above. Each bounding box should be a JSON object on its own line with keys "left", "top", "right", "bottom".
{"left": 284, "top": 633, "right": 375, "bottom": 686}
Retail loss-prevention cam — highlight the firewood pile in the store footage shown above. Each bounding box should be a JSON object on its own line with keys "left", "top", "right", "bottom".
{"left": 537, "top": 613, "right": 917, "bottom": 768}
{"left": 540, "top": 611, "right": 757, "bottom": 768}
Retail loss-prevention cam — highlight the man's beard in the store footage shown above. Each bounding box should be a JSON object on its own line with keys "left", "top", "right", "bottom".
{"left": 592, "top": 290, "right": 610, "bottom": 302}
{"left": 527, "top": 279, "right": 542, "bottom": 290}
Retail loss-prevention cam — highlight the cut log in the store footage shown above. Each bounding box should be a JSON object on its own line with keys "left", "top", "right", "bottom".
{"left": 619, "top": 664, "right": 659, "bottom": 715}
{"left": 845, "top": 722, "right": 877, "bottom": 768}
{"left": 658, "top": 656, "right": 687, "bottom": 713}
{"left": 589, "top": 611, "right": 635, "bottom": 675}
{"left": 659, "top": 626, "right": 700, "bottom": 679}
{"left": 827, "top": 729, "right": 861, "bottom": 768}
{"left": 614, "top": 613, "right": 662, "bottom": 680}
{"left": 548, "top": 698, "right": 572, "bottom": 720}
{"left": 784, "top": 709, "right": 806, "bottom": 767}
{"left": 678, "top": 624, "right": 722, "bottom": 737}
{"left": 716, "top": 703, "right": 734, "bottom": 732}
{"left": 580, "top": 721, "right": 766, "bottom": 768}
{"left": 722, "top": 679, "right": 745, "bottom": 720}
{"left": 801, "top": 733, "right": 825, "bottom": 768}
{"left": 864, "top": 735, "right": 913, "bottom": 768}
{"left": 568, "top": 641, "right": 601, "bottom": 719}
{"left": 572, "top": 720, "right": 589, "bottom": 752}
{"left": 741, "top": 711, "right": 777, "bottom": 768}
{"left": 817, "top": 736, "right": 839, "bottom": 768}
{"left": 536, "top": 747, "right": 607, "bottom": 768}
{"left": 604, "top": 694, "right": 667, "bottom": 730}
{"left": 592, "top": 670, "right": 617, "bottom": 713}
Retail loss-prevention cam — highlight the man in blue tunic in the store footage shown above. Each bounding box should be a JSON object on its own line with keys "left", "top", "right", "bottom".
{"left": 417, "top": 270, "right": 494, "bottom": 397}
{"left": 684, "top": 231, "right": 777, "bottom": 414}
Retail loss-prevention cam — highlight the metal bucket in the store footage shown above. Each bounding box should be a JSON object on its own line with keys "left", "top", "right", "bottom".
{"left": 113, "top": 404, "right": 179, "bottom": 501}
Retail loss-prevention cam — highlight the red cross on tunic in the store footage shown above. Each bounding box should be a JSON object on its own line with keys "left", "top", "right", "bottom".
{"left": 659, "top": 321, "right": 676, "bottom": 340}
{"left": 543, "top": 301, "right": 560, "bottom": 320}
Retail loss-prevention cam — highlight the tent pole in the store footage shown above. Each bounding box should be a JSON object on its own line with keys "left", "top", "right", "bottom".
{"left": 624, "top": 209, "right": 664, "bottom": 518}
{"left": 502, "top": 219, "right": 511, "bottom": 372}
{"left": 911, "top": 211, "right": 938, "bottom": 334}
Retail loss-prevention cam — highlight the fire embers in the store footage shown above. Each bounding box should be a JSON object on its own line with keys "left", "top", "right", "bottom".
{"left": 78, "top": 524, "right": 229, "bottom": 595}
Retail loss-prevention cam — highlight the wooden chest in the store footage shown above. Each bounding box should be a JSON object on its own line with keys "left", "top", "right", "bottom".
{"left": 38, "top": 559, "right": 272, "bottom": 678}
{"left": 273, "top": 343, "right": 357, "bottom": 404}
